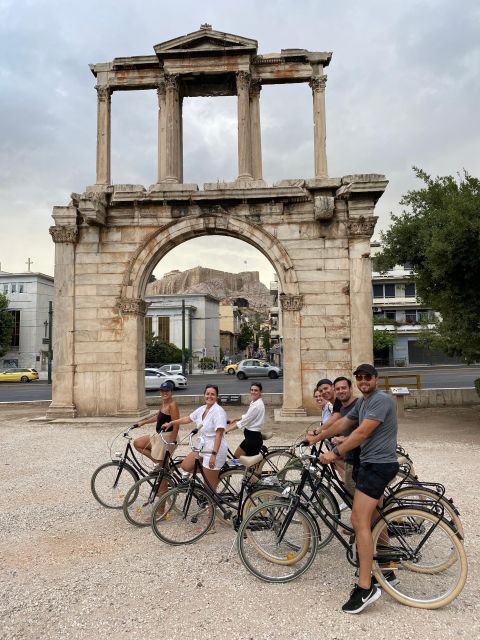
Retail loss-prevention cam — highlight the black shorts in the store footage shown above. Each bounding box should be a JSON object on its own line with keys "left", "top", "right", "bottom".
{"left": 354, "top": 461, "right": 399, "bottom": 500}
{"left": 239, "top": 429, "right": 263, "bottom": 456}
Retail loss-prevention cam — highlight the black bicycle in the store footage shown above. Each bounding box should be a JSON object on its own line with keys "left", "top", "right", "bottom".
{"left": 237, "top": 443, "right": 467, "bottom": 609}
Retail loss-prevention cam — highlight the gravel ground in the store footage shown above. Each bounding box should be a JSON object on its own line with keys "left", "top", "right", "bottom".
{"left": 1, "top": 404, "right": 479, "bottom": 640}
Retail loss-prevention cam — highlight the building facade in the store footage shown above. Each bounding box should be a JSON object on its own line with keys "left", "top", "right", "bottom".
{"left": 145, "top": 293, "right": 220, "bottom": 365}
{"left": 219, "top": 302, "right": 241, "bottom": 359}
{"left": 0, "top": 272, "right": 54, "bottom": 370}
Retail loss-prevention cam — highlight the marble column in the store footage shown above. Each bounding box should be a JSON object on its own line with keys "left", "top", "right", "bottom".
{"left": 46, "top": 226, "right": 78, "bottom": 419}
{"left": 117, "top": 298, "right": 150, "bottom": 417}
{"left": 236, "top": 71, "right": 253, "bottom": 180}
{"left": 280, "top": 294, "right": 307, "bottom": 417}
{"left": 164, "top": 74, "right": 181, "bottom": 183}
{"left": 347, "top": 217, "right": 378, "bottom": 368}
{"left": 157, "top": 80, "right": 167, "bottom": 182}
{"left": 249, "top": 79, "right": 263, "bottom": 181}
{"left": 95, "top": 86, "right": 112, "bottom": 185}
{"left": 309, "top": 75, "right": 328, "bottom": 178}
{"left": 178, "top": 95, "right": 184, "bottom": 183}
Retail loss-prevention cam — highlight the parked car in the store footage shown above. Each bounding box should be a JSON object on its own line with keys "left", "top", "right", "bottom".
{"left": 223, "top": 363, "right": 238, "bottom": 375}
{"left": 0, "top": 368, "right": 39, "bottom": 383}
{"left": 158, "top": 363, "right": 185, "bottom": 375}
{"left": 144, "top": 368, "right": 187, "bottom": 391}
{"left": 236, "top": 359, "right": 282, "bottom": 380}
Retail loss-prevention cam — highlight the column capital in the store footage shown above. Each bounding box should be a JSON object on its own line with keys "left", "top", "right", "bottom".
{"left": 346, "top": 216, "right": 378, "bottom": 238}
{"left": 117, "top": 297, "right": 149, "bottom": 316}
{"left": 49, "top": 226, "right": 78, "bottom": 244}
{"left": 236, "top": 70, "right": 251, "bottom": 92}
{"left": 165, "top": 73, "right": 179, "bottom": 90}
{"left": 250, "top": 79, "right": 262, "bottom": 96}
{"left": 309, "top": 75, "right": 327, "bottom": 93}
{"left": 95, "top": 86, "right": 112, "bottom": 101}
{"left": 280, "top": 293, "right": 304, "bottom": 311}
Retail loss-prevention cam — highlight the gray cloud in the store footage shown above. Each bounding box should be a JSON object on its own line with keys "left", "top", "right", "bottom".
{"left": 1, "top": 0, "right": 479, "bottom": 281}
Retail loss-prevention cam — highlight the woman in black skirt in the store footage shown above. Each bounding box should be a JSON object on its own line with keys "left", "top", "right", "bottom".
{"left": 226, "top": 382, "right": 265, "bottom": 457}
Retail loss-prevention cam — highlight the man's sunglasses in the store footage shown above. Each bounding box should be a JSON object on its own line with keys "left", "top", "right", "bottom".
{"left": 355, "top": 373, "right": 373, "bottom": 381}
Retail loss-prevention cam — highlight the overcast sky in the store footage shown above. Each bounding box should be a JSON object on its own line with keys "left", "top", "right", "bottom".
{"left": 1, "top": 0, "right": 479, "bottom": 285}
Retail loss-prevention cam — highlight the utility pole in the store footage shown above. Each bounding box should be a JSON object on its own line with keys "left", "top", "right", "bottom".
{"left": 47, "top": 301, "right": 53, "bottom": 384}
{"left": 181, "top": 299, "right": 186, "bottom": 374}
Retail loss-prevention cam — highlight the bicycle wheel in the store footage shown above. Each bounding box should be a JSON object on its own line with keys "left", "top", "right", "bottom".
{"left": 372, "top": 508, "right": 468, "bottom": 609}
{"left": 237, "top": 499, "right": 318, "bottom": 583}
{"left": 305, "top": 484, "right": 340, "bottom": 550}
{"left": 122, "top": 473, "right": 176, "bottom": 527}
{"left": 151, "top": 485, "right": 215, "bottom": 545}
{"left": 91, "top": 461, "right": 139, "bottom": 508}
{"left": 386, "top": 487, "right": 464, "bottom": 539}
{"left": 261, "top": 451, "right": 302, "bottom": 485}
{"left": 217, "top": 468, "right": 245, "bottom": 508}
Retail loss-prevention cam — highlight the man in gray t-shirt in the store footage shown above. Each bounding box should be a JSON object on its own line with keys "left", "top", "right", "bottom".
{"left": 319, "top": 364, "right": 399, "bottom": 615}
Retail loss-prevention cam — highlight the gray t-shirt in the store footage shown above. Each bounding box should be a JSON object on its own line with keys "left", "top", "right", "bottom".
{"left": 345, "top": 390, "right": 398, "bottom": 464}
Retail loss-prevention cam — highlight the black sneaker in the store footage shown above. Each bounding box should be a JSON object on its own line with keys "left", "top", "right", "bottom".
{"left": 342, "top": 584, "right": 381, "bottom": 614}
{"left": 372, "top": 570, "right": 399, "bottom": 587}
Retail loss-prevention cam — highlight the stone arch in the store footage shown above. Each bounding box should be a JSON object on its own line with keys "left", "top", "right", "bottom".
{"left": 122, "top": 214, "right": 300, "bottom": 302}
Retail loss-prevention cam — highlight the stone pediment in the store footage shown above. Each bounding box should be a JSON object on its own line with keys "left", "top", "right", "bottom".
{"left": 154, "top": 26, "right": 257, "bottom": 59}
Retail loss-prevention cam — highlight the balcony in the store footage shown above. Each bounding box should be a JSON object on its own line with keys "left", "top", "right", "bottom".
{"left": 269, "top": 306, "right": 279, "bottom": 316}
{"left": 269, "top": 281, "right": 278, "bottom": 293}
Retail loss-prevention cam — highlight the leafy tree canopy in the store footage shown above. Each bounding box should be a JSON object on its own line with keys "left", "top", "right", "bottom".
{"left": 237, "top": 323, "right": 254, "bottom": 351}
{"left": 0, "top": 293, "right": 14, "bottom": 357}
{"left": 376, "top": 168, "right": 480, "bottom": 362}
{"left": 145, "top": 336, "right": 183, "bottom": 365}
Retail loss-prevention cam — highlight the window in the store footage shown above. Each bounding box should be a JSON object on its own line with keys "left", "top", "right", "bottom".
{"left": 372, "top": 284, "right": 383, "bottom": 298}
{"left": 9, "top": 310, "right": 20, "bottom": 347}
{"left": 384, "top": 284, "right": 395, "bottom": 298}
{"left": 385, "top": 311, "right": 396, "bottom": 321}
{"left": 2, "top": 284, "right": 8, "bottom": 294}
{"left": 11, "top": 284, "right": 16, "bottom": 294}
{"left": 18, "top": 283, "right": 24, "bottom": 293}
{"left": 405, "top": 310, "right": 417, "bottom": 324}
{"left": 145, "top": 316, "right": 153, "bottom": 339}
{"left": 405, "top": 283, "right": 416, "bottom": 298}
{"left": 158, "top": 317, "right": 170, "bottom": 342}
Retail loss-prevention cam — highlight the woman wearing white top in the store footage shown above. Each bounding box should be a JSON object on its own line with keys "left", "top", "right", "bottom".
{"left": 226, "top": 382, "right": 265, "bottom": 457}
{"left": 163, "top": 384, "right": 227, "bottom": 491}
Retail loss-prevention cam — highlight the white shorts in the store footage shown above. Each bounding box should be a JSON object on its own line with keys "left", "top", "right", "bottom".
{"left": 200, "top": 439, "right": 228, "bottom": 471}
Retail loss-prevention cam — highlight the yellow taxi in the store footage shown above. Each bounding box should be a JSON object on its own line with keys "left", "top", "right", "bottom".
{"left": 0, "top": 368, "right": 39, "bottom": 383}
{"left": 223, "top": 363, "right": 238, "bottom": 375}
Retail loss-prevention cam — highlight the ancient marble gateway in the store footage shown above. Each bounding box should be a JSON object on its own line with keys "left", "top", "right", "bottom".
{"left": 47, "top": 25, "right": 387, "bottom": 418}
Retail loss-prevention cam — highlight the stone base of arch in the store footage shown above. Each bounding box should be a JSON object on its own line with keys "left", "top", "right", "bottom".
{"left": 47, "top": 176, "right": 387, "bottom": 418}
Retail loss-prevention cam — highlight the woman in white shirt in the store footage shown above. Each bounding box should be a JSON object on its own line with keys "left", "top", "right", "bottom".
{"left": 163, "top": 384, "right": 228, "bottom": 491}
{"left": 226, "top": 382, "right": 265, "bottom": 457}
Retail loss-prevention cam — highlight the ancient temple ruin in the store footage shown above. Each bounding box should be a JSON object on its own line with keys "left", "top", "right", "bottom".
{"left": 48, "top": 25, "right": 387, "bottom": 418}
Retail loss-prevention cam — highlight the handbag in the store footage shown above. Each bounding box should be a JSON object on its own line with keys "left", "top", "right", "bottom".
{"left": 150, "top": 430, "right": 177, "bottom": 461}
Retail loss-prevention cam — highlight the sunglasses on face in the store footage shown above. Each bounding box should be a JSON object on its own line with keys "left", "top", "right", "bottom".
{"left": 355, "top": 373, "right": 373, "bottom": 381}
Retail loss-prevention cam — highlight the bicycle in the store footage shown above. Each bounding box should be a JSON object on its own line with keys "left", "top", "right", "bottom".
{"left": 236, "top": 443, "right": 467, "bottom": 608}
{"left": 90, "top": 425, "right": 152, "bottom": 508}
{"left": 151, "top": 428, "right": 287, "bottom": 545}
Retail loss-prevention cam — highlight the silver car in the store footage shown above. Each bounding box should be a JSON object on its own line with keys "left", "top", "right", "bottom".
{"left": 236, "top": 359, "right": 283, "bottom": 380}
{"left": 144, "top": 368, "right": 188, "bottom": 390}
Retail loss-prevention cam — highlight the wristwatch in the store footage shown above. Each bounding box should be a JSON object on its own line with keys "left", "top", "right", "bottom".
{"left": 211, "top": 450, "right": 217, "bottom": 455}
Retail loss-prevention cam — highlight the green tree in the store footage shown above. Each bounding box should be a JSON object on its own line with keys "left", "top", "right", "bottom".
{"left": 145, "top": 336, "right": 183, "bottom": 365}
{"left": 373, "top": 329, "right": 395, "bottom": 352}
{"left": 237, "top": 323, "right": 254, "bottom": 351}
{"left": 0, "top": 293, "right": 14, "bottom": 357}
{"left": 376, "top": 168, "right": 480, "bottom": 362}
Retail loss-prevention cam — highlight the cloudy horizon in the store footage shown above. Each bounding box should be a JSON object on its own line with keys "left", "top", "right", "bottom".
{"left": 1, "top": 0, "right": 479, "bottom": 286}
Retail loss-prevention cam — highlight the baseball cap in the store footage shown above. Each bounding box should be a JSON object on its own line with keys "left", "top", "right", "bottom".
{"left": 159, "top": 381, "right": 174, "bottom": 391}
{"left": 316, "top": 378, "right": 333, "bottom": 387}
{"left": 353, "top": 363, "right": 378, "bottom": 377}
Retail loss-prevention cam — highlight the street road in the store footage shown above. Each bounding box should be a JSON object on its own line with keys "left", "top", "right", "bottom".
{"left": 0, "top": 366, "right": 479, "bottom": 403}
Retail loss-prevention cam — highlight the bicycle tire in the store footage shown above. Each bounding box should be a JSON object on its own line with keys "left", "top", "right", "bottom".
{"left": 372, "top": 507, "right": 468, "bottom": 609}
{"left": 260, "top": 450, "right": 301, "bottom": 484}
{"left": 386, "top": 486, "right": 464, "bottom": 539}
{"left": 237, "top": 499, "right": 318, "bottom": 583}
{"left": 151, "top": 485, "right": 215, "bottom": 545}
{"left": 217, "top": 468, "right": 245, "bottom": 508}
{"left": 90, "top": 461, "right": 139, "bottom": 509}
{"left": 122, "top": 472, "right": 176, "bottom": 527}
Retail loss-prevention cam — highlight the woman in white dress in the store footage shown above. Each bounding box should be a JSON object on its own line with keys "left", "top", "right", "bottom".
{"left": 163, "top": 384, "right": 228, "bottom": 491}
